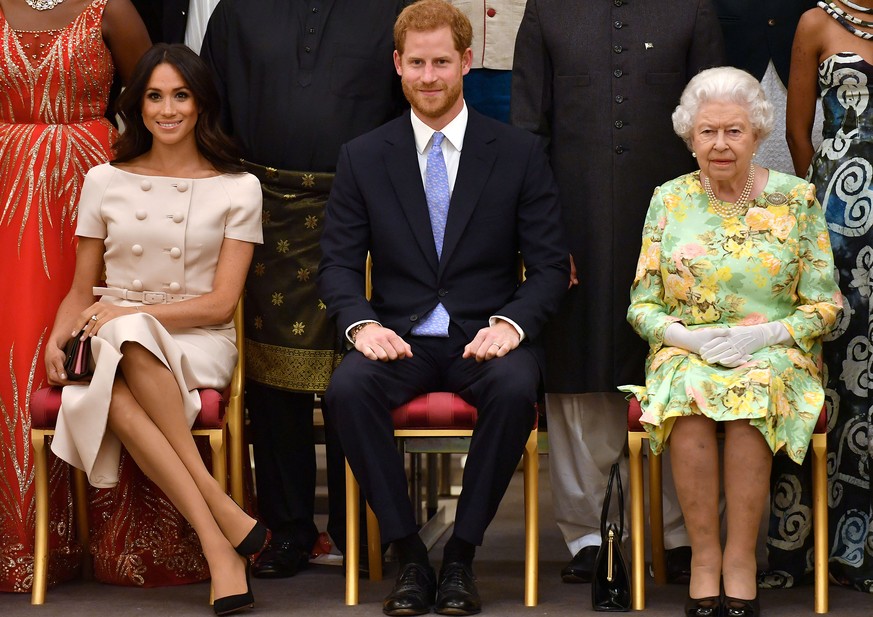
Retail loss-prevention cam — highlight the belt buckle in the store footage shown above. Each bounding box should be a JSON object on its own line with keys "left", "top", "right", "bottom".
{"left": 142, "top": 291, "right": 167, "bottom": 305}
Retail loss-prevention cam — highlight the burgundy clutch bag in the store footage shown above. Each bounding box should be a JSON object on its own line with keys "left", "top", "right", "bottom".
{"left": 63, "top": 329, "right": 93, "bottom": 380}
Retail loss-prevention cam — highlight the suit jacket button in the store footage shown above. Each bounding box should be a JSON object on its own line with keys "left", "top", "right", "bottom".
{"left": 438, "top": 288, "right": 448, "bottom": 297}
{"left": 410, "top": 314, "right": 419, "bottom": 322}
{"left": 613, "top": 68, "right": 623, "bottom": 78}
{"left": 615, "top": 145, "right": 625, "bottom": 154}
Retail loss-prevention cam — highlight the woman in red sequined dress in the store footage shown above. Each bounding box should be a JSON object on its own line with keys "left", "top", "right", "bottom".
{"left": 0, "top": 0, "right": 149, "bottom": 592}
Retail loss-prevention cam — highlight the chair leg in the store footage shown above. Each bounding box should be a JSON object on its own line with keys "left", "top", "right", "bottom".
{"left": 812, "top": 433, "right": 829, "bottom": 614}
{"left": 345, "top": 460, "right": 360, "bottom": 605}
{"left": 366, "top": 502, "right": 382, "bottom": 581}
{"left": 227, "top": 394, "right": 245, "bottom": 507}
{"left": 648, "top": 445, "right": 666, "bottom": 585}
{"left": 72, "top": 468, "right": 92, "bottom": 579}
{"left": 209, "top": 430, "right": 228, "bottom": 494}
{"left": 523, "top": 429, "right": 539, "bottom": 607}
{"left": 628, "top": 431, "right": 646, "bottom": 610}
{"left": 31, "top": 430, "right": 50, "bottom": 605}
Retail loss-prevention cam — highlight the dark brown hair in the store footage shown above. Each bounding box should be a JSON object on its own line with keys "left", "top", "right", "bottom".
{"left": 394, "top": 0, "right": 472, "bottom": 56}
{"left": 112, "top": 43, "right": 243, "bottom": 173}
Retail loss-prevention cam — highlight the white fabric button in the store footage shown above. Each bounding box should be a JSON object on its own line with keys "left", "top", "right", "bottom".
{"left": 132, "top": 279, "right": 143, "bottom": 290}
{"left": 176, "top": 181, "right": 189, "bottom": 193}
{"left": 169, "top": 282, "right": 182, "bottom": 292}
{"left": 172, "top": 212, "right": 185, "bottom": 223}
{"left": 135, "top": 210, "right": 147, "bottom": 220}
{"left": 169, "top": 247, "right": 182, "bottom": 259}
{"left": 140, "top": 180, "right": 151, "bottom": 191}
{"left": 131, "top": 244, "right": 143, "bottom": 256}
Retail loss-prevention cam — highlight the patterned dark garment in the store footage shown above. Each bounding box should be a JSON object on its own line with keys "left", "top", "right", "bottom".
{"left": 763, "top": 51, "right": 873, "bottom": 593}
{"left": 242, "top": 161, "right": 341, "bottom": 392}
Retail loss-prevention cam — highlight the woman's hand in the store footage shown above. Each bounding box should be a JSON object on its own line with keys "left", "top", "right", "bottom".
{"left": 663, "top": 323, "right": 725, "bottom": 354}
{"left": 699, "top": 322, "right": 793, "bottom": 367}
{"left": 44, "top": 339, "right": 71, "bottom": 386}
{"left": 74, "top": 302, "right": 138, "bottom": 338}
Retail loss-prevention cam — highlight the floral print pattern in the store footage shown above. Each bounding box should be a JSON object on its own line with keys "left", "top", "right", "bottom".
{"left": 619, "top": 170, "right": 842, "bottom": 463}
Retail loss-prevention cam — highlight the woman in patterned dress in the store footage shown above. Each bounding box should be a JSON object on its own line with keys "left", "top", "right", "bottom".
{"left": 0, "top": 0, "right": 149, "bottom": 592}
{"left": 621, "top": 67, "right": 842, "bottom": 617}
{"left": 786, "top": 1, "right": 873, "bottom": 592}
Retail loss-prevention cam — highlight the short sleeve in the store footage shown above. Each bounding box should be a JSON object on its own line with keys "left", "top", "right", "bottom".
{"left": 221, "top": 173, "right": 263, "bottom": 244}
{"left": 74, "top": 163, "right": 113, "bottom": 239}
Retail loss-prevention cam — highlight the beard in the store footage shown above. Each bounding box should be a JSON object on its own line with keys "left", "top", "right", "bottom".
{"left": 402, "top": 77, "right": 463, "bottom": 122}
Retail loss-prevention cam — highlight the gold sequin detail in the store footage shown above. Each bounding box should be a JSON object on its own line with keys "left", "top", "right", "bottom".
{"left": 301, "top": 173, "right": 315, "bottom": 188}
{"left": 292, "top": 321, "right": 306, "bottom": 336}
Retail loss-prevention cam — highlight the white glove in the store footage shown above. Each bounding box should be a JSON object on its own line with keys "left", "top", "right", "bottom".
{"left": 699, "top": 322, "right": 793, "bottom": 368}
{"left": 663, "top": 323, "right": 725, "bottom": 355}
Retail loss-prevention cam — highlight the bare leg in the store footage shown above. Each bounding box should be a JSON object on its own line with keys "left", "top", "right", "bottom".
{"left": 107, "top": 374, "right": 247, "bottom": 600}
{"left": 723, "top": 420, "right": 771, "bottom": 600}
{"left": 118, "top": 342, "right": 256, "bottom": 546}
{"left": 669, "top": 415, "right": 721, "bottom": 599}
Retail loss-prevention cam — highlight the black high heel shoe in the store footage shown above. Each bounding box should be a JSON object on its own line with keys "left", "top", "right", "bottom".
{"left": 723, "top": 595, "right": 759, "bottom": 617}
{"left": 234, "top": 521, "right": 269, "bottom": 558}
{"left": 685, "top": 595, "right": 722, "bottom": 617}
{"left": 213, "top": 561, "right": 254, "bottom": 616}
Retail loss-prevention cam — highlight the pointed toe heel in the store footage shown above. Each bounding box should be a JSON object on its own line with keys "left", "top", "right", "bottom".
{"left": 234, "top": 521, "right": 269, "bottom": 557}
{"left": 214, "top": 562, "right": 254, "bottom": 616}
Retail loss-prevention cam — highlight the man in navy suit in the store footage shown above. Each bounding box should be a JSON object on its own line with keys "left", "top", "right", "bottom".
{"left": 317, "top": 2, "right": 567, "bottom": 614}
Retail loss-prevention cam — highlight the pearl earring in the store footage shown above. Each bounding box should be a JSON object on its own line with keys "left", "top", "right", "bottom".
{"left": 691, "top": 152, "right": 697, "bottom": 158}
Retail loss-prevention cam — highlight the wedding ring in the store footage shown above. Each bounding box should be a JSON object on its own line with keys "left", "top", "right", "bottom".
{"left": 90, "top": 315, "right": 99, "bottom": 321}
{"left": 490, "top": 342, "right": 501, "bottom": 348}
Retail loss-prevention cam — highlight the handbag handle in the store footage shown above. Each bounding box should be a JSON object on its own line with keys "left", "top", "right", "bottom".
{"left": 600, "top": 462, "right": 624, "bottom": 541}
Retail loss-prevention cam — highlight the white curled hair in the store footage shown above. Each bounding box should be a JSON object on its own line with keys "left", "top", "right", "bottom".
{"left": 671, "top": 66, "right": 774, "bottom": 148}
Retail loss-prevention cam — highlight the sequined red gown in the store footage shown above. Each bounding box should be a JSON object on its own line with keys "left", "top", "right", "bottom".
{"left": 0, "top": 0, "right": 207, "bottom": 591}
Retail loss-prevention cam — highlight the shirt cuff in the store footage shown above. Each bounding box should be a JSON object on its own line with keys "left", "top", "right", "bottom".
{"left": 345, "top": 319, "right": 381, "bottom": 346}
{"left": 490, "top": 315, "right": 525, "bottom": 342}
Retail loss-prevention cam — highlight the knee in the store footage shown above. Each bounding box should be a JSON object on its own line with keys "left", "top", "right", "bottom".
{"left": 106, "top": 379, "right": 138, "bottom": 437}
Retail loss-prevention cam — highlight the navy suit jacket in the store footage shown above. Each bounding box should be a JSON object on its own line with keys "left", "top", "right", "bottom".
{"left": 318, "top": 108, "right": 568, "bottom": 352}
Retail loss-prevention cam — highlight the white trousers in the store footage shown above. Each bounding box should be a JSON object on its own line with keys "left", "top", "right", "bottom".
{"left": 546, "top": 392, "right": 690, "bottom": 556}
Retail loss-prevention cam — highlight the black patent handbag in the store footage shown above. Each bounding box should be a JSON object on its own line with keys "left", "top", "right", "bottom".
{"left": 591, "top": 462, "right": 631, "bottom": 611}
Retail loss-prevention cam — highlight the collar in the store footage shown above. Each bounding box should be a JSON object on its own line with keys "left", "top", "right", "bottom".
{"left": 410, "top": 102, "right": 468, "bottom": 155}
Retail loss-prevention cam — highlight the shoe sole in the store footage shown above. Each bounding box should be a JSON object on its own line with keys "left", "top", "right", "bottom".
{"left": 382, "top": 609, "right": 430, "bottom": 616}
{"left": 561, "top": 574, "right": 592, "bottom": 584}
{"left": 434, "top": 609, "right": 481, "bottom": 616}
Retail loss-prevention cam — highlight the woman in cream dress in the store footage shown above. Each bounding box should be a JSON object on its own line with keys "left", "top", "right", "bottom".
{"left": 45, "top": 44, "right": 265, "bottom": 615}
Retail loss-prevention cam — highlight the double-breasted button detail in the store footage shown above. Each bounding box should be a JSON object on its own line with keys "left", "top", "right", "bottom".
{"left": 172, "top": 212, "right": 185, "bottom": 223}
{"left": 614, "top": 120, "right": 624, "bottom": 129}
{"left": 132, "top": 279, "right": 143, "bottom": 291}
{"left": 614, "top": 145, "right": 625, "bottom": 154}
{"left": 410, "top": 314, "right": 419, "bottom": 322}
{"left": 132, "top": 244, "right": 144, "bottom": 256}
{"left": 486, "top": 7, "right": 496, "bottom": 17}
{"left": 175, "top": 181, "right": 189, "bottom": 193}
{"left": 169, "top": 282, "right": 182, "bottom": 293}
{"left": 613, "top": 45, "right": 623, "bottom": 54}
{"left": 136, "top": 210, "right": 147, "bottom": 220}
{"left": 169, "top": 247, "right": 182, "bottom": 259}
{"left": 615, "top": 94, "right": 625, "bottom": 103}
{"left": 613, "top": 68, "right": 623, "bottom": 78}
{"left": 613, "top": 20, "right": 623, "bottom": 29}
{"left": 140, "top": 180, "right": 152, "bottom": 191}
{"left": 613, "top": 0, "right": 623, "bottom": 5}
{"left": 438, "top": 288, "right": 448, "bottom": 297}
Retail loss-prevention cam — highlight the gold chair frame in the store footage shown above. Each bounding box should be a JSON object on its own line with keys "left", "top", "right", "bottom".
{"left": 30, "top": 300, "right": 247, "bottom": 605}
{"left": 344, "top": 427, "right": 539, "bottom": 607}
{"left": 627, "top": 425, "right": 829, "bottom": 613}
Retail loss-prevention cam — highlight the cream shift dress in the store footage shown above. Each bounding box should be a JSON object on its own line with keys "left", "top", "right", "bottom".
{"left": 51, "top": 163, "right": 263, "bottom": 488}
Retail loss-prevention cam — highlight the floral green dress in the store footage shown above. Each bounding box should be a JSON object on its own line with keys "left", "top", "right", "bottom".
{"left": 619, "top": 170, "right": 842, "bottom": 464}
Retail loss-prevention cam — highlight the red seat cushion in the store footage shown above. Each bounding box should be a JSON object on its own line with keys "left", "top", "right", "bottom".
{"left": 30, "top": 386, "right": 228, "bottom": 430}
{"left": 392, "top": 392, "right": 478, "bottom": 430}
{"left": 627, "top": 397, "right": 827, "bottom": 434}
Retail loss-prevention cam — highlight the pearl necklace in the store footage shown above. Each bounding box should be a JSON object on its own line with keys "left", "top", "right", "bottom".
{"left": 702, "top": 166, "right": 755, "bottom": 218}
{"left": 25, "top": 0, "right": 65, "bottom": 10}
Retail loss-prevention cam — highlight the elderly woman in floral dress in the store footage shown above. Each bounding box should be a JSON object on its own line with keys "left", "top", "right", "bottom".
{"left": 620, "top": 66, "right": 842, "bottom": 617}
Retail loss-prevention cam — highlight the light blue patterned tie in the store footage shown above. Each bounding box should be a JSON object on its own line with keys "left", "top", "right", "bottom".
{"left": 412, "top": 131, "right": 451, "bottom": 337}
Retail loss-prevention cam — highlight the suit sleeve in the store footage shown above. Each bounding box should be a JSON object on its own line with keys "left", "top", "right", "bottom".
{"left": 317, "top": 144, "right": 381, "bottom": 335}
{"left": 199, "top": 3, "right": 233, "bottom": 135}
{"left": 688, "top": 0, "right": 727, "bottom": 76}
{"left": 495, "top": 134, "right": 569, "bottom": 340}
{"left": 509, "top": 0, "right": 552, "bottom": 141}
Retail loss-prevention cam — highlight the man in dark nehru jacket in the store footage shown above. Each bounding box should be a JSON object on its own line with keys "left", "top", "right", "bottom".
{"left": 512, "top": 0, "right": 724, "bottom": 585}
{"left": 201, "top": 0, "right": 407, "bottom": 578}
{"left": 318, "top": 1, "right": 568, "bottom": 614}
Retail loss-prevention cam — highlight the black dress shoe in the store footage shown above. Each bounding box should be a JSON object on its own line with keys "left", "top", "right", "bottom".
{"left": 723, "top": 595, "right": 760, "bottom": 617}
{"left": 251, "top": 540, "right": 309, "bottom": 579}
{"left": 382, "top": 562, "right": 436, "bottom": 616}
{"left": 435, "top": 561, "right": 481, "bottom": 616}
{"left": 214, "top": 561, "right": 254, "bottom": 616}
{"left": 685, "top": 595, "right": 721, "bottom": 617}
{"left": 561, "top": 545, "right": 598, "bottom": 583}
{"left": 665, "top": 546, "right": 693, "bottom": 584}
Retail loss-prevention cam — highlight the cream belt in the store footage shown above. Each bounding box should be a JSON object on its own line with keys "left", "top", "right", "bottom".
{"left": 93, "top": 287, "right": 199, "bottom": 304}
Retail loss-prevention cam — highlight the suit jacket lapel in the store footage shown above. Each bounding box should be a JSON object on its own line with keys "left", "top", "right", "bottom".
{"left": 384, "top": 115, "right": 439, "bottom": 273}
{"left": 440, "top": 112, "right": 496, "bottom": 275}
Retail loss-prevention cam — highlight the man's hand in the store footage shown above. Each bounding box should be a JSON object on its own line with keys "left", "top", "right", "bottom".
{"left": 354, "top": 323, "right": 413, "bottom": 362}
{"left": 569, "top": 253, "right": 579, "bottom": 289}
{"left": 462, "top": 319, "right": 521, "bottom": 362}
